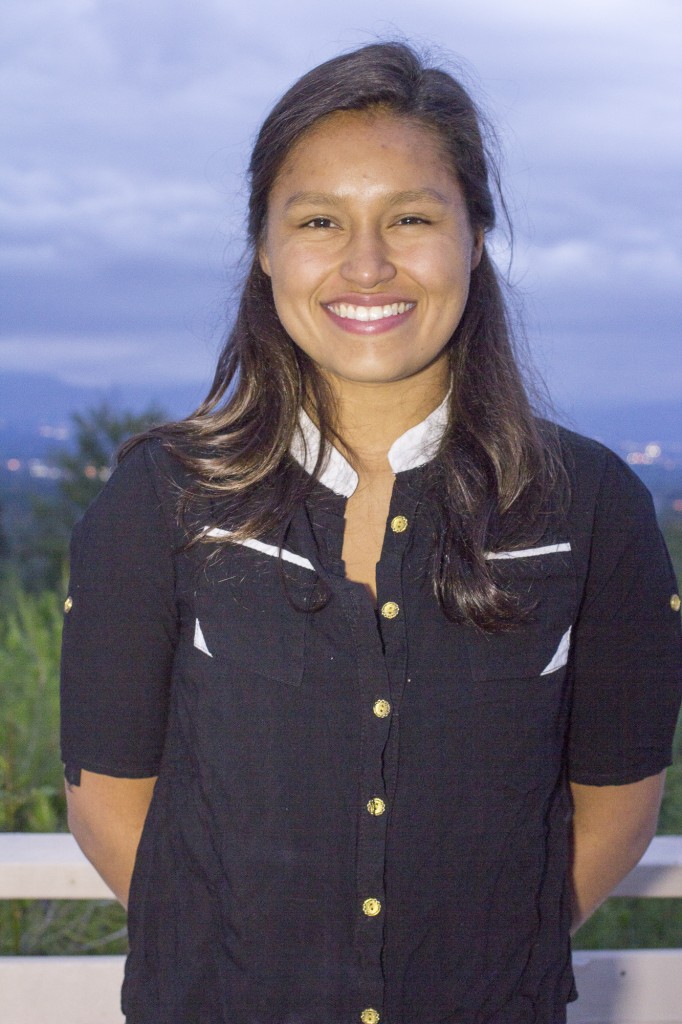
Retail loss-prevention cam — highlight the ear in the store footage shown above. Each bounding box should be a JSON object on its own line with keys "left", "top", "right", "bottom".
{"left": 470, "top": 230, "right": 484, "bottom": 271}
{"left": 259, "top": 245, "right": 271, "bottom": 277}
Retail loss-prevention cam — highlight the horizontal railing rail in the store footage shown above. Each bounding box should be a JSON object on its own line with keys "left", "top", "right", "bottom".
{"left": 1, "top": 833, "right": 681, "bottom": 1024}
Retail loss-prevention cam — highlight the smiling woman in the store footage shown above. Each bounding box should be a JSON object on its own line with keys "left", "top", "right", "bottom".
{"left": 59, "top": 41, "right": 682, "bottom": 1024}
{"left": 259, "top": 111, "right": 482, "bottom": 388}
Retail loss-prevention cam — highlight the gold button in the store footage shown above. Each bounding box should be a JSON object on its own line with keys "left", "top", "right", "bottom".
{"left": 380, "top": 601, "right": 400, "bottom": 619}
{"left": 361, "top": 1010, "right": 380, "bottom": 1024}
{"left": 672, "top": 594, "right": 681, "bottom": 612}
{"left": 373, "top": 699, "right": 391, "bottom": 718}
{"left": 64, "top": 596, "right": 73, "bottom": 613}
{"left": 390, "top": 515, "right": 408, "bottom": 533}
{"left": 362, "top": 897, "right": 381, "bottom": 917}
{"left": 367, "top": 797, "right": 386, "bottom": 816}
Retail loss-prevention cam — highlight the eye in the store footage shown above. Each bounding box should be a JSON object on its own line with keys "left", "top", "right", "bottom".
{"left": 395, "top": 215, "right": 430, "bottom": 226}
{"left": 302, "top": 216, "right": 336, "bottom": 229}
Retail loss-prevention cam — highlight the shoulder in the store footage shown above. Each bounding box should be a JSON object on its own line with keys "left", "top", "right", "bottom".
{"left": 94, "top": 436, "right": 193, "bottom": 518}
{"left": 113, "top": 435, "right": 191, "bottom": 499}
{"left": 545, "top": 421, "right": 655, "bottom": 525}
{"left": 547, "top": 420, "right": 623, "bottom": 483}
{"left": 70, "top": 438, "right": 193, "bottom": 569}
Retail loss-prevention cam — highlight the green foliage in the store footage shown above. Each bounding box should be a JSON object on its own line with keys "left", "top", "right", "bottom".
{"left": 0, "top": 499, "right": 9, "bottom": 562}
{"left": 0, "top": 900, "right": 128, "bottom": 956}
{"left": 573, "top": 898, "right": 682, "bottom": 950}
{"left": 0, "top": 576, "right": 128, "bottom": 953}
{"left": 54, "top": 403, "right": 166, "bottom": 518}
{"left": 0, "top": 583, "right": 65, "bottom": 832}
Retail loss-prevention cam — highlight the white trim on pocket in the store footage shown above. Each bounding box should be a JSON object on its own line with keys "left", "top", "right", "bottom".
{"left": 203, "top": 528, "right": 316, "bottom": 572}
{"left": 485, "top": 542, "right": 571, "bottom": 561}
{"left": 540, "top": 627, "right": 572, "bottom": 676}
{"left": 194, "top": 618, "right": 213, "bottom": 657}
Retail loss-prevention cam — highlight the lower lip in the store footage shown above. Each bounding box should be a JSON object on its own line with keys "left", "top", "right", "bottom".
{"left": 322, "top": 304, "right": 416, "bottom": 335}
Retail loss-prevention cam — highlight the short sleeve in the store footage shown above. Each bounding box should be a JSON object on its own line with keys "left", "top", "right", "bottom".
{"left": 60, "top": 441, "right": 180, "bottom": 779}
{"left": 567, "top": 451, "right": 682, "bottom": 785}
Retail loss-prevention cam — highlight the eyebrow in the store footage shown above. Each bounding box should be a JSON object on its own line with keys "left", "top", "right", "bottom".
{"left": 282, "top": 188, "right": 451, "bottom": 211}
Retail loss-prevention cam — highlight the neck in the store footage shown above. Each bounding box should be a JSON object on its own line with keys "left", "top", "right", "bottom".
{"left": 325, "top": 358, "right": 450, "bottom": 478}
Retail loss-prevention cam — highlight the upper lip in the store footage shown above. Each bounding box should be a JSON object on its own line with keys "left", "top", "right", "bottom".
{"left": 322, "top": 294, "right": 415, "bottom": 307}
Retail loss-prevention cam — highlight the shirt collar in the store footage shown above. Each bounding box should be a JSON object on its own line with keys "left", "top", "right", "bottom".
{"left": 289, "top": 392, "right": 450, "bottom": 498}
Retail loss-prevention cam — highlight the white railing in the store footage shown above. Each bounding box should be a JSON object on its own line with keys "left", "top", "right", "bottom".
{"left": 1, "top": 833, "right": 682, "bottom": 1024}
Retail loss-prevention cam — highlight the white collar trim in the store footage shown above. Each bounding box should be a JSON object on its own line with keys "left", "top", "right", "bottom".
{"left": 290, "top": 409, "right": 359, "bottom": 498}
{"left": 387, "top": 393, "right": 449, "bottom": 475}
{"left": 289, "top": 393, "right": 450, "bottom": 498}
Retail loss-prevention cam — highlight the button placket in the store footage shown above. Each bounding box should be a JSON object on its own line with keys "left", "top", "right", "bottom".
{"left": 339, "top": 481, "right": 422, "bottom": 1016}
{"left": 375, "top": 565, "right": 408, "bottom": 716}
{"left": 376, "top": 480, "right": 419, "bottom": 709}
{"left": 336, "top": 583, "right": 390, "bottom": 1011}
{"left": 374, "top": 486, "right": 419, "bottom": 827}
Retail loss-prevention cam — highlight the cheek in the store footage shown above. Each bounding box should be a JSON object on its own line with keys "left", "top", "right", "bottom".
{"left": 407, "top": 238, "right": 472, "bottom": 287}
{"left": 269, "top": 274, "right": 314, "bottom": 343}
{"left": 418, "top": 248, "right": 474, "bottom": 331}
{"left": 270, "top": 252, "right": 327, "bottom": 311}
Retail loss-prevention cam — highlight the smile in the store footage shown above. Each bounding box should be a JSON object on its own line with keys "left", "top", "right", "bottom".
{"left": 325, "top": 301, "right": 415, "bottom": 322}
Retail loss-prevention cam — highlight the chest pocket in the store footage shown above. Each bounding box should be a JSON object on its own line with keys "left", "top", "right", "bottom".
{"left": 465, "top": 543, "right": 578, "bottom": 683}
{"left": 191, "top": 539, "right": 318, "bottom": 687}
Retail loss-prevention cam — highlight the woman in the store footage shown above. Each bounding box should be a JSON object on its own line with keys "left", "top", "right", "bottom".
{"left": 60, "top": 42, "right": 682, "bottom": 1024}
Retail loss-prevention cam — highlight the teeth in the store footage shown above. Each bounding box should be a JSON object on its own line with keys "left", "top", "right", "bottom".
{"left": 327, "top": 301, "right": 413, "bottom": 321}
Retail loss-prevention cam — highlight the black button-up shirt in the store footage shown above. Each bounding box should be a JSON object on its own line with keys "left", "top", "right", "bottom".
{"left": 61, "top": 411, "right": 682, "bottom": 1024}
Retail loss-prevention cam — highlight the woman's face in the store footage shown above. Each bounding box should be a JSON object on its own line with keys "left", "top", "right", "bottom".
{"left": 259, "top": 110, "right": 482, "bottom": 390}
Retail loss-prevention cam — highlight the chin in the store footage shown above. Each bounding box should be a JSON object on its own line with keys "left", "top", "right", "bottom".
{"left": 328, "top": 362, "right": 409, "bottom": 383}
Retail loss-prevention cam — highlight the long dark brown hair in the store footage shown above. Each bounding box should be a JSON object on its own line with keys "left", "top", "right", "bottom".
{"left": 123, "top": 41, "right": 565, "bottom": 630}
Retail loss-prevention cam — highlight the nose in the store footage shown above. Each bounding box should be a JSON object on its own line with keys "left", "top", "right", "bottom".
{"left": 339, "top": 227, "right": 396, "bottom": 289}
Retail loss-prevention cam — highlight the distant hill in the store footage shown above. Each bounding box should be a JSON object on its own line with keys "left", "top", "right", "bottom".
{"left": 0, "top": 369, "right": 679, "bottom": 457}
{"left": 0, "top": 371, "right": 205, "bottom": 429}
{"left": 1, "top": 371, "right": 680, "bottom": 525}
{"left": 557, "top": 400, "right": 682, "bottom": 450}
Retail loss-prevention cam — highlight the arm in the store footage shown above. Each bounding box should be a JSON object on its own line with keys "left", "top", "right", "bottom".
{"left": 569, "top": 770, "right": 666, "bottom": 933}
{"left": 66, "top": 770, "right": 157, "bottom": 910}
{"left": 60, "top": 445, "right": 180, "bottom": 910}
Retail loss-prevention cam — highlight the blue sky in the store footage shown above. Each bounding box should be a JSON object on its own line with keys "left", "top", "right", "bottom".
{"left": 2, "top": 0, "right": 681, "bottom": 416}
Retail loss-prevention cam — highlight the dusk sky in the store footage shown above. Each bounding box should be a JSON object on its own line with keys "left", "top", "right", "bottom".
{"left": 2, "top": 0, "right": 681, "bottom": 419}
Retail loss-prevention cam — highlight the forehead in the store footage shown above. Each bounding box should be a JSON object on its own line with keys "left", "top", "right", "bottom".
{"left": 271, "top": 110, "right": 457, "bottom": 196}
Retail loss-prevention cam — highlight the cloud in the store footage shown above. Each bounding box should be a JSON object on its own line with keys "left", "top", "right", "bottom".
{"left": 0, "top": 330, "right": 217, "bottom": 389}
{"left": 2, "top": 0, "right": 681, "bottom": 405}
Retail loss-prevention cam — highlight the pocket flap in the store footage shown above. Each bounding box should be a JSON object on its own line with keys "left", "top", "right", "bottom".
{"left": 193, "top": 545, "right": 314, "bottom": 687}
{"left": 466, "top": 624, "right": 573, "bottom": 682}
